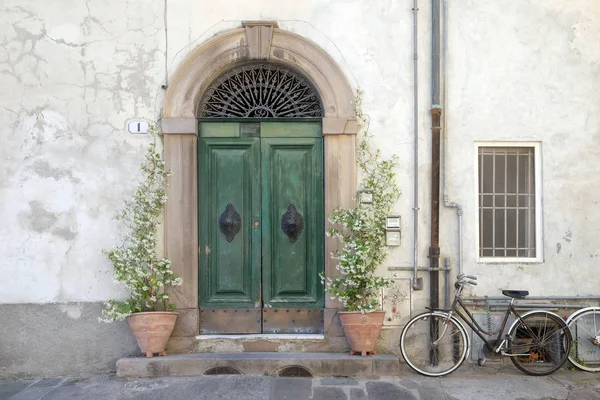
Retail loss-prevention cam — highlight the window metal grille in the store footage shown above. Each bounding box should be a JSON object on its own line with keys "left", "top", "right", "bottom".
{"left": 478, "top": 147, "right": 536, "bottom": 258}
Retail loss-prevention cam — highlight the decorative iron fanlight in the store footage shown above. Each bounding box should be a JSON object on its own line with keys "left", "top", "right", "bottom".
{"left": 199, "top": 63, "right": 323, "bottom": 118}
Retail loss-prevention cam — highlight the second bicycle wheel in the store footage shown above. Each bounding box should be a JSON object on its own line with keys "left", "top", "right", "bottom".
{"left": 567, "top": 307, "right": 600, "bottom": 372}
{"left": 508, "top": 311, "right": 572, "bottom": 376}
{"left": 400, "top": 312, "right": 469, "bottom": 377}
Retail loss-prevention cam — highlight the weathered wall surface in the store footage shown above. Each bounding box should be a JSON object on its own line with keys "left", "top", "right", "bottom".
{"left": 0, "top": 303, "right": 138, "bottom": 378}
{"left": 443, "top": 0, "right": 600, "bottom": 297}
{"left": 0, "top": 0, "right": 431, "bottom": 304}
{"left": 1, "top": 0, "right": 599, "bottom": 377}
{"left": 0, "top": 0, "right": 165, "bottom": 303}
{"left": 0, "top": 0, "right": 166, "bottom": 377}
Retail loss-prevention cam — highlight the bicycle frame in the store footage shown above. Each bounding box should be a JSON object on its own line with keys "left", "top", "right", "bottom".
{"left": 401, "top": 275, "right": 572, "bottom": 377}
{"left": 434, "top": 283, "right": 532, "bottom": 356}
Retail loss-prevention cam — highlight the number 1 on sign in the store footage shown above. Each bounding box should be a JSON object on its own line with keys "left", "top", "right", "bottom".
{"left": 128, "top": 121, "right": 149, "bottom": 134}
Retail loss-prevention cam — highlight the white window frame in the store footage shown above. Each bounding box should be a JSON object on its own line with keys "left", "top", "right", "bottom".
{"left": 474, "top": 142, "right": 543, "bottom": 263}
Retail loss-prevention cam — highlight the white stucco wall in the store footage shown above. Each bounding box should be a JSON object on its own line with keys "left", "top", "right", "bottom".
{"left": 0, "top": 0, "right": 165, "bottom": 302}
{"left": 1, "top": 0, "right": 598, "bottom": 306}
{"left": 443, "top": 0, "right": 600, "bottom": 297}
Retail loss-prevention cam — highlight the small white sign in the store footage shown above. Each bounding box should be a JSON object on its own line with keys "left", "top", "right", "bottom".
{"left": 386, "top": 216, "right": 401, "bottom": 229}
{"left": 128, "top": 120, "right": 149, "bottom": 134}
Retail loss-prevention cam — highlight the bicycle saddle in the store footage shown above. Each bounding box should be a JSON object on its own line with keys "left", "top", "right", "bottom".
{"left": 502, "top": 290, "right": 529, "bottom": 299}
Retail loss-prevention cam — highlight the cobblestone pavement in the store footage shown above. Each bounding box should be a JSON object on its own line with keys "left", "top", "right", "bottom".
{"left": 1, "top": 365, "right": 599, "bottom": 400}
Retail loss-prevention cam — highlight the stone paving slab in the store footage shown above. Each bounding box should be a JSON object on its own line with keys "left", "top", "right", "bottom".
{"left": 1, "top": 366, "right": 600, "bottom": 400}
{"left": 0, "top": 381, "right": 33, "bottom": 400}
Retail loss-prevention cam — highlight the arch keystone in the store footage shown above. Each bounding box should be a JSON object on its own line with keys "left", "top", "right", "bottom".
{"left": 243, "top": 21, "right": 278, "bottom": 60}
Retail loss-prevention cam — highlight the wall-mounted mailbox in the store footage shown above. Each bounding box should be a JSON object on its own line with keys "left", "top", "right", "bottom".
{"left": 386, "top": 230, "right": 401, "bottom": 246}
{"left": 386, "top": 216, "right": 401, "bottom": 229}
{"left": 385, "top": 215, "right": 401, "bottom": 246}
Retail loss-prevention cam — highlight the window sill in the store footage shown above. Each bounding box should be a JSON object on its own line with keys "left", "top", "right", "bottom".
{"left": 476, "top": 257, "right": 544, "bottom": 264}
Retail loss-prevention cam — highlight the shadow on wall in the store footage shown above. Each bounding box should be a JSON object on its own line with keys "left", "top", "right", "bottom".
{"left": 0, "top": 303, "right": 138, "bottom": 379}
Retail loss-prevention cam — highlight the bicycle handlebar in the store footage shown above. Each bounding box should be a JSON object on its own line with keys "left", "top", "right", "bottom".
{"left": 456, "top": 274, "right": 478, "bottom": 286}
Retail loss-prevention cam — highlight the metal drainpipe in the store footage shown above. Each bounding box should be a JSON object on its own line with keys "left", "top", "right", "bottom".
{"left": 412, "top": 0, "right": 420, "bottom": 290}
{"left": 444, "top": 258, "right": 451, "bottom": 308}
{"left": 441, "top": 0, "right": 463, "bottom": 277}
{"left": 430, "top": 0, "right": 442, "bottom": 310}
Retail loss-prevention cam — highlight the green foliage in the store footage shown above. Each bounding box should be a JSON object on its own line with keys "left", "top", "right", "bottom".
{"left": 321, "top": 90, "right": 401, "bottom": 312}
{"left": 99, "top": 125, "right": 182, "bottom": 323}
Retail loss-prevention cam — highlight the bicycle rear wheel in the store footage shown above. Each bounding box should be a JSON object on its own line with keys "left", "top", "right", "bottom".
{"left": 566, "top": 307, "right": 600, "bottom": 372}
{"left": 508, "top": 311, "right": 572, "bottom": 376}
{"left": 400, "top": 311, "right": 469, "bottom": 377}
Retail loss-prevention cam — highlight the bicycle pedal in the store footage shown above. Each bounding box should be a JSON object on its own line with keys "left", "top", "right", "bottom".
{"left": 477, "top": 358, "right": 486, "bottom": 366}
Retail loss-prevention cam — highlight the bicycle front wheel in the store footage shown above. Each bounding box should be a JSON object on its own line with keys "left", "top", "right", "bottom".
{"left": 400, "top": 312, "right": 469, "bottom": 377}
{"left": 508, "top": 311, "right": 572, "bottom": 376}
{"left": 567, "top": 307, "right": 600, "bottom": 372}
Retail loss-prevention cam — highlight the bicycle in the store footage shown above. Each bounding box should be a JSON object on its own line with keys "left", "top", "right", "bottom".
{"left": 400, "top": 274, "right": 572, "bottom": 377}
{"left": 565, "top": 306, "right": 600, "bottom": 372}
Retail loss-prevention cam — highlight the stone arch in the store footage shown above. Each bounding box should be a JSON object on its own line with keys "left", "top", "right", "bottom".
{"left": 162, "top": 24, "right": 355, "bottom": 121}
{"left": 161, "top": 22, "right": 357, "bottom": 352}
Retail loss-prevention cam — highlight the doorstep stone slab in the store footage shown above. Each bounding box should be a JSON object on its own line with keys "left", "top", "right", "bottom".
{"left": 373, "top": 356, "right": 400, "bottom": 376}
{"left": 195, "top": 334, "right": 335, "bottom": 353}
{"left": 116, "top": 353, "right": 400, "bottom": 379}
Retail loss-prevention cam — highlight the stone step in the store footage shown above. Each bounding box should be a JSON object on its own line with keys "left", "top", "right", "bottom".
{"left": 116, "top": 352, "right": 400, "bottom": 379}
{"left": 194, "top": 334, "right": 348, "bottom": 353}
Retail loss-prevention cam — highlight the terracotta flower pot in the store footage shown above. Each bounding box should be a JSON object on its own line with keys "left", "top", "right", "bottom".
{"left": 339, "top": 310, "right": 386, "bottom": 356}
{"left": 127, "top": 311, "right": 178, "bottom": 357}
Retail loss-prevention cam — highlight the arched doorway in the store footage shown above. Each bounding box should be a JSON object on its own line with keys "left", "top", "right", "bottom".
{"left": 198, "top": 62, "right": 325, "bottom": 333}
{"left": 160, "top": 22, "right": 357, "bottom": 347}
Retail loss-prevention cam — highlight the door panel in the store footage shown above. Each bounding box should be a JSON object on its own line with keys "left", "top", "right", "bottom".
{"left": 199, "top": 137, "right": 261, "bottom": 309}
{"left": 199, "top": 122, "right": 240, "bottom": 137}
{"left": 260, "top": 121, "right": 321, "bottom": 137}
{"left": 198, "top": 122, "right": 324, "bottom": 334}
{"left": 261, "top": 137, "right": 324, "bottom": 308}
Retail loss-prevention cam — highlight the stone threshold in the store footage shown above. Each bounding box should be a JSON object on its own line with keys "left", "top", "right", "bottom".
{"left": 193, "top": 333, "right": 348, "bottom": 353}
{"left": 116, "top": 352, "right": 400, "bottom": 379}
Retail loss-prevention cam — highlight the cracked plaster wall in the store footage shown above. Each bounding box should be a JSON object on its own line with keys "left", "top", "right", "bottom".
{"left": 0, "top": 0, "right": 165, "bottom": 303}
{"left": 0, "top": 0, "right": 599, "bottom": 307}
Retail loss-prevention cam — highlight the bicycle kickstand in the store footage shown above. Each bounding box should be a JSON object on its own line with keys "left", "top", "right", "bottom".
{"left": 477, "top": 348, "right": 486, "bottom": 366}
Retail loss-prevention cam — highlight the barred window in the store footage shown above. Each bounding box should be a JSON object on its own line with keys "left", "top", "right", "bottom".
{"left": 477, "top": 145, "right": 541, "bottom": 261}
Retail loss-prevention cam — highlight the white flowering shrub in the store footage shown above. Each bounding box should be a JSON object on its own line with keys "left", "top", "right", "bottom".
{"left": 100, "top": 126, "right": 182, "bottom": 322}
{"left": 322, "top": 91, "right": 401, "bottom": 313}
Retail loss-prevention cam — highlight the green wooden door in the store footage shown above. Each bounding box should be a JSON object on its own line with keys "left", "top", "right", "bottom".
{"left": 199, "top": 121, "right": 324, "bottom": 334}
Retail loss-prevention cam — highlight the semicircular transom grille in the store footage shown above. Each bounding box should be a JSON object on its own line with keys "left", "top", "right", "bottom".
{"left": 198, "top": 63, "right": 323, "bottom": 118}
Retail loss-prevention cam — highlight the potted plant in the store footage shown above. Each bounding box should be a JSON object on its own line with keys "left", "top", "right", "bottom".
{"left": 99, "top": 125, "right": 182, "bottom": 358}
{"left": 322, "top": 91, "right": 401, "bottom": 356}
